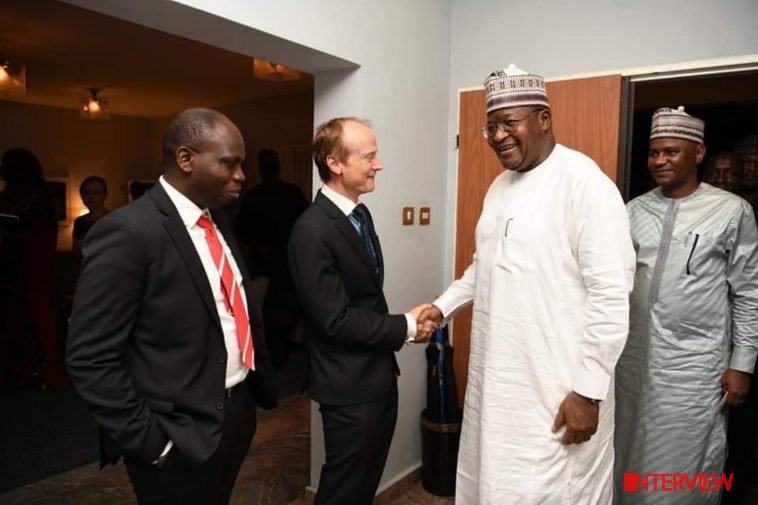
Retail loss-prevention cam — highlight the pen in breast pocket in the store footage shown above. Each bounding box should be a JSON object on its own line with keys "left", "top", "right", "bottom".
{"left": 504, "top": 218, "right": 513, "bottom": 237}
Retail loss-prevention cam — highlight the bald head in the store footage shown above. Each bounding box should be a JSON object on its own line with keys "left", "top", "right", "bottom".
{"left": 704, "top": 151, "right": 744, "bottom": 193}
{"left": 161, "top": 107, "right": 246, "bottom": 209}
{"left": 162, "top": 108, "right": 231, "bottom": 170}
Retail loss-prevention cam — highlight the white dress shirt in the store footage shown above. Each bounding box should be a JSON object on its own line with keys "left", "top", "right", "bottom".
{"left": 160, "top": 176, "right": 250, "bottom": 387}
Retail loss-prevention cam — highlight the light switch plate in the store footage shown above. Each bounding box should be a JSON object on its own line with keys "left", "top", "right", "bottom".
{"left": 402, "top": 206, "right": 414, "bottom": 225}
{"left": 419, "top": 207, "right": 430, "bottom": 225}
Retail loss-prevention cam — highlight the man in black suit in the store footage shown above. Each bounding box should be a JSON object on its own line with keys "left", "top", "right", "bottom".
{"left": 66, "top": 108, "right": 277, "bottom": 505}
{"left": 288, "top": 117, "right": 434, "bottom": 505}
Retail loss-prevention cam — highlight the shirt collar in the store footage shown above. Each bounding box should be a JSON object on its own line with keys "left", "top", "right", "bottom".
{"left": 159, "top": 176, "right": 207, "bottom": 228}
{"left": 321, "top": 184, "right": 358, "bottom": 217}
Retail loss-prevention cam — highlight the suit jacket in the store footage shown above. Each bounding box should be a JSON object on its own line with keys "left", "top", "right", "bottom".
{"left": 66, "top": 183, "right": 277, "bottom": 468}
{"left": 288, "top": 190, "right": 407, "bottom": 405}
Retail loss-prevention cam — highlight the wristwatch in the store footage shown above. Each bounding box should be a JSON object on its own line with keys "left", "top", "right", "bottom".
{"left": 576, "top": 392, "right": 601, "bottom": 404}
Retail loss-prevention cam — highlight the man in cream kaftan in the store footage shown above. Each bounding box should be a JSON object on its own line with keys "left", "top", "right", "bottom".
{"left": 614, "top": 107, "right": 758, "bottom": 505}
{"left": 424, "top": 66, "right": 635, "bottom": 505}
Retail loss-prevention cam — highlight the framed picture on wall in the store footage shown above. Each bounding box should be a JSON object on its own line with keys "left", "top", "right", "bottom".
{"left": 45, "top": 176, "right": 70, "bottom": 225}
{"left": 127, "top": 179, "right": 156, "bottom": 202}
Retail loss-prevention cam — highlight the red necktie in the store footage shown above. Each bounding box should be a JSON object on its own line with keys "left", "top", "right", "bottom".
{"left": 197, "top": 215, "right": 254, "bottom": 370}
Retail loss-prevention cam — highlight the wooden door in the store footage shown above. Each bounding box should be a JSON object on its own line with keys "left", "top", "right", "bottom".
{"left": 452, "top": 75, "right": 623, "bottom": 406}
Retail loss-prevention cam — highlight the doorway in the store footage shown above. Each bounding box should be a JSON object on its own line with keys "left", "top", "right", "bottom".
{"left": 620, "top": 70, "right": 758, "bottom": 201}
{"left": 0, "top": 0, "right": 317, "bottom": 494}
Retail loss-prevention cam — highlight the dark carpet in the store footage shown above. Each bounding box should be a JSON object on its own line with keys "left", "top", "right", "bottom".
{"left": 0, "top": 385, "right": 98, "bottom": 492}
{"left": 0, "top": 344, "right": 307, "bottom": 493}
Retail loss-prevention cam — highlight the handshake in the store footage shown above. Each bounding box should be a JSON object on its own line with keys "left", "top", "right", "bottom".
{"left": 408, "top": 304, "right": 444, "bottom": 344}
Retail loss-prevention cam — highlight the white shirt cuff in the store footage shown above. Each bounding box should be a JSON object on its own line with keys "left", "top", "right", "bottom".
{"left": 572, "top": 361, "right": 611, "bottom": 402}
{"left": 730, "top": 347, "right": 757, "bottom": 374}
{"left": 404, "top": 313, "right": 417, "bottom": 343}
{"left": 152, "top": 440, "right": 174, "bottom": 465}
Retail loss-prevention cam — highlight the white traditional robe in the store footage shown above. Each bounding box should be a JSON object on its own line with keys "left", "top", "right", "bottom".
{"left": 614, "top": 183, "right": 758, "bottom": 505}
{"left": 435, "top": 144, "right": 635, "bottom": 505}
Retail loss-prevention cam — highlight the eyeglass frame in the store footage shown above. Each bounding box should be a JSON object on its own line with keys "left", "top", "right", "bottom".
{"left": 480, "top": 108, "right": 544, "bottom": 139}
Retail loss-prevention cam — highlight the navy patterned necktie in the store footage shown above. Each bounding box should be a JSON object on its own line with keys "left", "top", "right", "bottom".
{"left": 350, "top": 204, "right": 379, "bottom": 274}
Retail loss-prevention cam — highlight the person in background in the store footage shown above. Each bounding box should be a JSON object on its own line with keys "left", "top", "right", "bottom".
{"left": 736, "top": 134, "right": 758, "bottom": 219}
{"left": 703, "top": 151, "right": 744, "bottom": 194}
{"left": 0, "top": 148, "right": 65, "bottom": 388}
{"left": 615, "top": 107, "right": 758, "bottom": 505}
{"left": 236, "top": 149, "right": 308, "bottom": 367}
{"left": 711, "top": 145, "right": 758, "bottom": 505}
{"left": 72, "top": 175, "right": 108, "bottom": 251}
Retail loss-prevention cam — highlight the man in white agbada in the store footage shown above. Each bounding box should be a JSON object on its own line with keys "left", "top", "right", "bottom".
{"left": 614, "top": 107, "right": 758, "bottom": 505}
{"left": 420, "top": 65, "right": 635, "bottom": 504}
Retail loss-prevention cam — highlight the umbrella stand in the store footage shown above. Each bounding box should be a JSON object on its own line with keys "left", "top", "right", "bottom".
{"left": 421, "top": 326, "right": 462, "bottom": 497}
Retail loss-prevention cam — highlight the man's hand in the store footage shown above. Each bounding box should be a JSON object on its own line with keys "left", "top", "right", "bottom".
{"left": 409, "top": 304, "right": 433, "bottom": 343}
{"left": 721, "top": 368, "right": 751, "bottom": 411}
{"left": 551, "top": 391, "right": 599, "bottom": 445}
{"left": 414, "top": 305, "right": 443, "bottom": 343}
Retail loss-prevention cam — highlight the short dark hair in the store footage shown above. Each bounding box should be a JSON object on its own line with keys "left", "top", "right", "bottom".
{"left": 312, "top": 117, "right": 370, "bottom": 183}
{"left": 162, "top": 108, "right": 226, "bottom": 168}
{"left": 79, "top": 175, "right": 108, "bottom": 195}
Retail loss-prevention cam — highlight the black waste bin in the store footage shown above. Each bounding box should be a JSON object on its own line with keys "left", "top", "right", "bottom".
{"left": 420, "top": 409, "right": 461, "bottom": 497}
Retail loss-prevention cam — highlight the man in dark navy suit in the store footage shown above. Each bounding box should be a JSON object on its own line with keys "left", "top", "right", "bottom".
{"left": 288, "top": 117, "right": 433, "bottom": 505}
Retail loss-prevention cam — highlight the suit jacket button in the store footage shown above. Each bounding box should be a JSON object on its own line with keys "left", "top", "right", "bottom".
{"left": 217, "top": 354, "right": 227, "bottom": 364}
{"left": 216, "top": 400, "right": 225, "bottom": 410}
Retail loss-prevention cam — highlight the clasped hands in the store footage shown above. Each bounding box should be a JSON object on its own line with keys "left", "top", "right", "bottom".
{"left": 408, "top": 304, "right": 444, "bottom": 344}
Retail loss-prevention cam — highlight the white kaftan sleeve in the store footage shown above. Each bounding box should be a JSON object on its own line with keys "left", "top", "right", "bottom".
{"left": 433, "top": 254, "right": 476, "bottom": 321}
{"left": 569, "top": 174, "right": 636, "bottom": 401}
{"left": 725, "top": 201, "right": 758, "bottom": 373}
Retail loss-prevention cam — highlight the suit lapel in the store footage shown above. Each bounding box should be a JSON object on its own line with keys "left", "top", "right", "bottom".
{"left": 148, "top": 184, "right": 221, "bottom": 330}
{"left": 315, "top": 192, "right": 380, "bottom": 287}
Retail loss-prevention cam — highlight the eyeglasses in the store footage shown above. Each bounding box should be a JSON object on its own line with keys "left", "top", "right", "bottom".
{"left": 480, "top": 109, "right": 540, "bottom": 139}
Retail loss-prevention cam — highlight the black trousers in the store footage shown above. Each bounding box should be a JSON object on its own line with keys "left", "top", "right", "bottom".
{"left": 315, "top": 390, "right": 399, "bottom": 505}
{"left": 124, "top": 386, "right": 257, "bottom": 505}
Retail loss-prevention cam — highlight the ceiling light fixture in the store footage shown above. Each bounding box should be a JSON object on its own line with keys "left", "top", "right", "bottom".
{"left": 252, "top": 58, "right": 299, "bottom": 82}
{"left": 80, "top": 88, "right": 110, "bottom": 120}
{"left": 0, "top": 54, "right": 26, "bottom": 96}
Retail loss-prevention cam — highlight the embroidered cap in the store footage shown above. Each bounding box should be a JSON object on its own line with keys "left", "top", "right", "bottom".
{"left": 650, "top": 106, "right": 705, "bottom": 144}
{"left": 484, "top": 64, "right": 549, "bottom": 114}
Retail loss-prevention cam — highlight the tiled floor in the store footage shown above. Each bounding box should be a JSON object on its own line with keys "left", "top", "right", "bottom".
{"left": 0, "top": 394, "right": 452, "bottom": 505}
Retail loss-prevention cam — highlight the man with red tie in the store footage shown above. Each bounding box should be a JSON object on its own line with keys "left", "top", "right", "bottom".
{"left": 66, "top": 108, "right": 277, "bottom": 505}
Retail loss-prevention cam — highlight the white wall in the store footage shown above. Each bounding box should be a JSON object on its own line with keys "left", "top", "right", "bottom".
{"left": 444, "top": 0, "right": 758, "bottom": 281}
{"left": 64, "top": 0, "right": 453, "bottom": 493}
